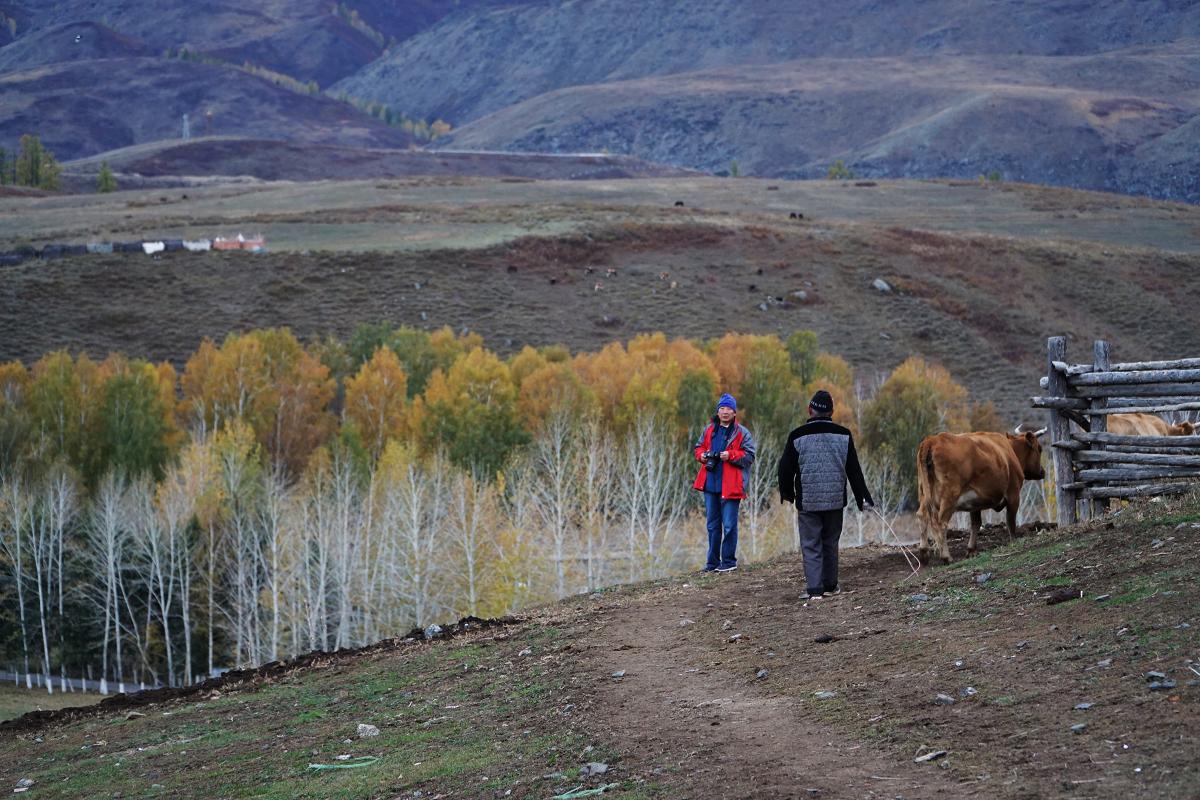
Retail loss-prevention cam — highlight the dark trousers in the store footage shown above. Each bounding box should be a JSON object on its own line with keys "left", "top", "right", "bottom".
{"left": 704, "top": 493, "right": 740, "bottom": 570}
{"left": 797, "top": 509, "right": 843, "bottom": 594}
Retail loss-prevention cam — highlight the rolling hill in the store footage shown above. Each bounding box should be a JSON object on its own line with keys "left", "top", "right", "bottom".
{"left": 0, "top": 58, "right": 412, "bottom": 162}
{"left": 439, "top": 43, "right": 1200, "bottom": 200}
{"left": 2, "top": 0, "right": 1199, "bottom": 198}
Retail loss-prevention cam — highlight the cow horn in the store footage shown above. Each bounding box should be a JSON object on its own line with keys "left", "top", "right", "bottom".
{"left": 1013, "top": 424, "right": 1024, "bottom": 435}
{"left": 1033, "top": 427, "right": 1048, "bottom": 437}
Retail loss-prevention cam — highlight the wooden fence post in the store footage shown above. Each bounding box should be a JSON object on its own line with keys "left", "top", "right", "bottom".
{"left": 1091, "top": 340, "right": 1111, "bottom": 515}
{"left": 1047, "top": 337, "right": 1078, "bottom": 526}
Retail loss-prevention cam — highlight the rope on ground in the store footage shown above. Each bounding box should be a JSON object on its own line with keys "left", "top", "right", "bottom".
{"left": 551, "top": 784, "right": 619, "bottom": 799}
{"left": 307, "top": 756, "right": 380, "bottom": 770}
{"left": 871, "top": 506, "right": 921, "bottom": 582}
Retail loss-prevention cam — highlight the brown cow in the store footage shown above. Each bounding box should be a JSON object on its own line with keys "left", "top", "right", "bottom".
{"left": 1107, "top": 413, "right": 1195, "bottom": 437}
{"left": 916, "top": 428, "right": 1046, "bottom": 564}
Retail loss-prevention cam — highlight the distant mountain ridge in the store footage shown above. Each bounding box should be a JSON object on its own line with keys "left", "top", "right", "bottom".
{"left": 1, "top": 0, "right": 1199, "bottom": 200}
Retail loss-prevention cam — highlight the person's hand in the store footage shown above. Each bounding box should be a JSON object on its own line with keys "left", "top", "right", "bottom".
{"left": 861, "top": 501, "right": 874, "bottom": 511}
{"left": 719, "top": 450, "right": 730, "bottom": 461}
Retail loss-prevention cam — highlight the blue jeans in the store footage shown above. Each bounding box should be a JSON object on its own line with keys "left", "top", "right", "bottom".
{"left": 704, "top": 493, "right": 740, "bottom": 570}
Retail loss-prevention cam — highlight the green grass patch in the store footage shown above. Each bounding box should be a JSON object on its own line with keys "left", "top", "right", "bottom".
{"left": 1104, "top": 568, "right": 1192, "bottom": 606}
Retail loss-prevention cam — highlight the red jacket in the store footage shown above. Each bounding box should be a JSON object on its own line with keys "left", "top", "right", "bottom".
{"left": 692, "top": 420, "right": 755, "bottom": 500}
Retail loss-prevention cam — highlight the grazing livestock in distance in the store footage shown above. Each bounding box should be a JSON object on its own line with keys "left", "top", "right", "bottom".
{"left": 1107, "top": 413, "right": 1195, "bottom": 437}
{"left": 916, "top": 428, "right": 1046, "bottom": 564}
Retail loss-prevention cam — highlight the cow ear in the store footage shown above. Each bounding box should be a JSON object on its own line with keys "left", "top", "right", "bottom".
{"left": 1024, "top": 431, "right": 1037, "bottom": 444}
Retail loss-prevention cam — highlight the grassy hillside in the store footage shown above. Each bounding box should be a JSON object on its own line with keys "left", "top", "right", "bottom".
{"left": 60, "top": 138, "right": 698, "bottom": 183}
{"left": 2, "top": 493, "right": 1196, "bottom": 798}
{"left": 1, "top": 177, "right": 1197, "bottom": 422}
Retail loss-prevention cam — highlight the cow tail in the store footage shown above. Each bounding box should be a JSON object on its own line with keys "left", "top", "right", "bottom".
{"left": 916, "top": 440, "right": 936, "bottom": 526}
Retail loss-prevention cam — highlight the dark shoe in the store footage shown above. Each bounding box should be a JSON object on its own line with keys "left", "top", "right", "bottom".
{"left": 702, "top": 566, "right": 718, "bottom": 573}
{"left": 716, "top": 565, "right": 738, "bottom": 573}
{"left": 823, "top": 585, "right": 842, "bottom": 595}
{"left": 805, "top": 591, "right": 825, "bottom": 601}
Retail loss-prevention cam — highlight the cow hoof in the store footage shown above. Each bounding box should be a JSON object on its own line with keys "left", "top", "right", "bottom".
{"left": 941, "top": 556, "right": 951, "bottom": 566}
{"left": 918, "top": 548, "right": 929, "bottom": 564}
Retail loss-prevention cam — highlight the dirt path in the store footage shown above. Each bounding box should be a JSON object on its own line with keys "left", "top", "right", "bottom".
{"left": 570, "top": 552, "right": 969, "bottom": 799}
{"left": 555, "top": 517, "right": 1200, "bottom": 800}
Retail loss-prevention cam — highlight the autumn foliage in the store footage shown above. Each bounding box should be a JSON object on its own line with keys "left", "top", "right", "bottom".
{"left": 0, "top": 325, "right": 998, "bottom": 686}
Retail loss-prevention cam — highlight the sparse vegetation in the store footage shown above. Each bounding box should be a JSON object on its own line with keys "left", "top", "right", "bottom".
{"left": 3, "top": 135, "right": 62, "bottom": 190}
{"left": 329, "top": 91, "right": 451, "bottom": 141}
{"left": 165, "top": 48, "right": 321, "bottom": 95}
{"left": 334, "top": 3, "right": 389, "bottom": 50}
{"left": 96, "top": 161, "right": 117, "bottom": 193}
{"left": 826, "top": 159, "right": 855, "bottom": 180}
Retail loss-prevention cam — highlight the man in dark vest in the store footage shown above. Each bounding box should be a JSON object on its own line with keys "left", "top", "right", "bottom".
{"left": 777, "top": 391, "right": 873, "bottom": 600}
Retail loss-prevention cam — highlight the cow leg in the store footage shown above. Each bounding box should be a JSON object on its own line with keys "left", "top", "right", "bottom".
{"left": 935, "top": 496, "right": 956, "bottom": 564}
{"left": 968, "top": 511, "right": 982, "bottom": 556}
{"left": 1005, "top": 493, "right": 1020, "bottom": 545}
{"left": 917, "top": 511, "right": 930, "bottom": 564}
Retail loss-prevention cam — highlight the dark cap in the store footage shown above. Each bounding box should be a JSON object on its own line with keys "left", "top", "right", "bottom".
{"left": 809, "top": 390, "right": 833, "bottom": 414}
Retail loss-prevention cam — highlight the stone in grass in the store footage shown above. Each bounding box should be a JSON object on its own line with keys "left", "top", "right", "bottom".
{"left": 1145, "top": 670, "right": 1167, "bottom": 680}
{"left": 914, "top": 750, "right": 947, "bottom": 763}
{"left": 357, "top": 723, "right": 380, "bottom": 738}
{"left": 756, "top": 669, "right": 769, "bottom": 680}
{"left": 1071, "top": 723, "right": 1087, "bottom": 734}
{"left": 1148, "top": 680, "right": 1177, "bottom": 691}
{"left": 975, "top": 573, "right": 992, "bottom": 585}
{"left": 873, "top": 278, "right": 893, "bottom": 293}
{"left": 1074, "top": 702, "right": 1094, "bottom": 710}
{"left": 579, "top": 762, "right": 609, "bottom": 777}
{"left": 909, "top": 594, "right": 930, "bottom": 603}
{"left": 611, "top": 670, "right": 626, "bottom": 679}
{"left": 935, "top": 694, "right": 956, "bottom": 706}
{"left": 814, "top": 690, "right": 837, "bottom": 700}
{"left": 813, "top": 634, "right": 836, "bottom": 644}
{"left": 518, "top": 648, "right": 532, "bottom": 657}
{"left": 424, "top": 624, "right": 443, "bottom": 640}
{"left": 16, "top": 779, "right": 34, "bottom": 789}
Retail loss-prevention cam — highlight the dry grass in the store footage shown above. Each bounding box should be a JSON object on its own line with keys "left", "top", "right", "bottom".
{"left": 2, "top": 177, "right": 1198, "bottom": 423}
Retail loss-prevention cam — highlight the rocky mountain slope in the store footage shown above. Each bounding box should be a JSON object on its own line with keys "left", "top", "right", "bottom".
{"left": 442, "top": 42, "right": 1200, "bottom": 199}
{"left": 337, "top": 0, "right": 1200, "bottom": 125}
{"left": 1, "top": 0, "right": 1198, "bottom": 199}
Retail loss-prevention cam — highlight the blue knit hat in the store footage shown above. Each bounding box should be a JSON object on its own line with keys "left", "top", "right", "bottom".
{"left": 716, "top": 393, "right": 737, "bottom": 412}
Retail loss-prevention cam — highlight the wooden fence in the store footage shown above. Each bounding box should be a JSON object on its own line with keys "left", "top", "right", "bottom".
{"left": 1032, "top": 336, "right": 1200, "bottom": 526}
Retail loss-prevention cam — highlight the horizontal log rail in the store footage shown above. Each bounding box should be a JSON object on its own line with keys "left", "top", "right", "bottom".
{"left": 1073, "top": 451, "right": 1200, "bottom": 467}
{"left": 1081, "top": 483, "right": 1194, "bottom": 499}
{"left": 1084, "top": 402, "right": 1200, "bottom": 415}
{"left": 1054, "top": 358, "right": 1200, "bottom": 376}
{"left": 1031, "top": 396, "right": 1088, "bottom": 410}
{"left": 1070, "top": 368, "right": 1200, "bottom": 386}
{"left": 1073, "top": 383, "right": 1200, "bottom": 398}
{"left": 1075, "top": 467, "right": 1200, "bottom": 482}
{"left": 1070, "top": 432, "right": 1200, "bottom": 447}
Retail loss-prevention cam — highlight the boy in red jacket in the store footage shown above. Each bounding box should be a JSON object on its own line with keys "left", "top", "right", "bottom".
{"left": 693, "top": 393, "right": 756, "bottom": 572}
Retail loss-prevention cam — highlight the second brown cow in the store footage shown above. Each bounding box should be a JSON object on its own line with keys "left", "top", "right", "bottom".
{"left": 1106, "top": 413, "right": 1195, "bottom": 437}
